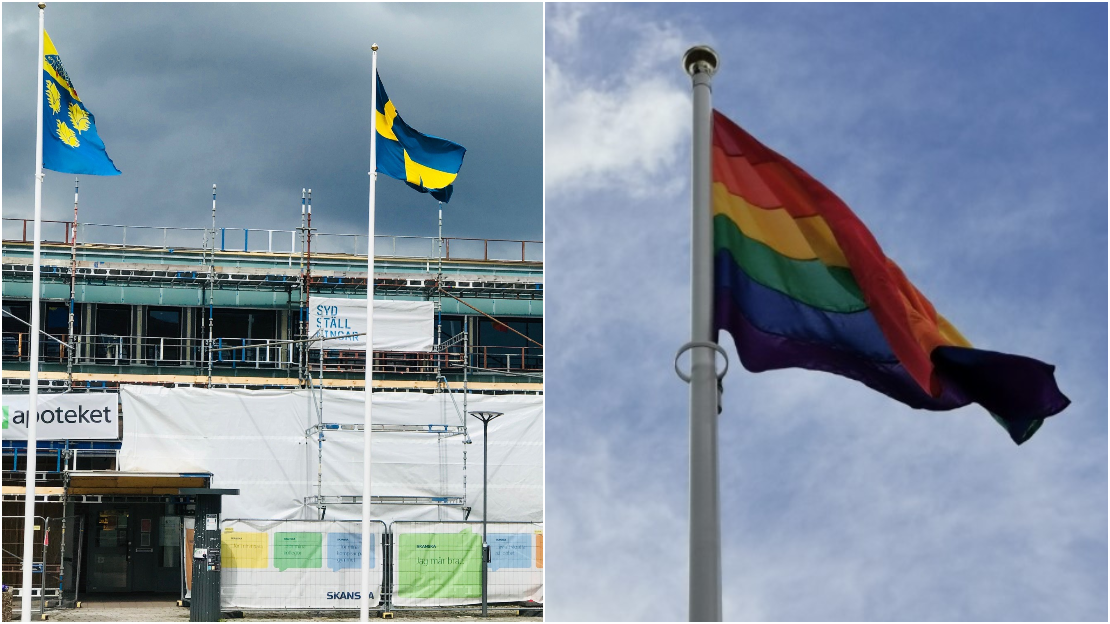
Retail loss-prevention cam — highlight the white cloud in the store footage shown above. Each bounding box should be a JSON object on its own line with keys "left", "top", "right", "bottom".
{"left": 544, "top": 7, "right": 691, "bottom": 198}
{"left": 545, "top": 4, "right": 587, "bottom": 45}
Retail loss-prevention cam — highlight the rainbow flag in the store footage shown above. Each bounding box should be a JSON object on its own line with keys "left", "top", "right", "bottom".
{"left": 711, "top": 110, "right": 1069, "bottom": 444}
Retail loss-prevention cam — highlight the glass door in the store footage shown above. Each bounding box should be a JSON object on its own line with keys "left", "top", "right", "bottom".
{"left": 86, "top": 509, "right": 130, "bottom": 592}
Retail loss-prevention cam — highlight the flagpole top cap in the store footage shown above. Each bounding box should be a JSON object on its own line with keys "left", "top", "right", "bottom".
{"left": 371, "top": 44, "right": 379, "bottom": 51}
{"left": 683, "top": 45, "right": 719, "bottom": 77}
{"left": 38, "top": 3, "right": 45, "bottom": 9}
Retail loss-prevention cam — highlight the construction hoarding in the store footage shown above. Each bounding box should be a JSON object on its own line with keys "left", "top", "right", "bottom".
{"left": 392, "top": 522, "right": 543, "bottom": 607}
{"left": 220, "top": 519, "right": 386, "bottom": 610}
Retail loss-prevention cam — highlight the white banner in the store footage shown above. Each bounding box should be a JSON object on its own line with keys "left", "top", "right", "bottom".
{"left": 391, "top": 522, "right": 543, "bottom": 606}
{"left": 2, "top": 393, "right": 120, "bottom": 440}
{"left": 119, "top": 387, "right": 543, "bottom": 524}
{"left": 309, "top": 297, "right": 434, "bottom": 351}
{"left": 220, "top": 519, "right": 385, "bottom": 610}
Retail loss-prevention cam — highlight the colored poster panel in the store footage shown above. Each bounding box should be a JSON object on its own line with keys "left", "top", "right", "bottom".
{"left": 397, "top": 530, "right": 481, "bottom": 599}
{"left": 327, "top": 532, "right": 368, "bottom": 571}
{"left": 221, "top": 520, "right": 384, "bottom": 610}
{"left": 222, "top": 529, "right": 268, "bottom": 569}
{"left": 273, "top": 532, "right": 322, "bottom": 572}
{"left": 488, "top": 533, "right": 531, "bottom": 571}
{"left": 536, "top": 532, "right": 543, "bottom": 568}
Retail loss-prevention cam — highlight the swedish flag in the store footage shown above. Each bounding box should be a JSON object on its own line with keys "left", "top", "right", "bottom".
{"left": 375, "top": 74, "right": 465, "bottom": 203}
{"left": 42, "top": 31, "right": 120, "bottom": 176}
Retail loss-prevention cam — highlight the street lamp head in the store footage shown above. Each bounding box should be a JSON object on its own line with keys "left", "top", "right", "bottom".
{"left": 469, "top": 410, "right": 503, "bottom": 423}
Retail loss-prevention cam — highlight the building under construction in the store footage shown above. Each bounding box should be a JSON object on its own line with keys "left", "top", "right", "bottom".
{"left": 1, "top": 205, "right": 543, "bottom": 612}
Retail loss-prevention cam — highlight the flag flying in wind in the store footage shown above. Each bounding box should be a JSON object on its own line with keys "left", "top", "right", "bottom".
{"left": 41, "top": 31, "right": 120, "bottom": 176}
{"left": 711, "top": 110, "right": 1069, "bottom": 444}
{"left": 375, "top": 74, "right": 465, "bottom": 203}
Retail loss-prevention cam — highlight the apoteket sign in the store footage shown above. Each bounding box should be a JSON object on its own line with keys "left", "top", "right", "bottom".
{"left": 3, "top": 392, "right": 121, "bottom": 440}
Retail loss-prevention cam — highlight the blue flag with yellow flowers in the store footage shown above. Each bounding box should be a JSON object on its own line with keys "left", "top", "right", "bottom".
{"left": 375, "top": 74, "right": 464, "bottom": 203}
{"left": 42, "top": 31, "right": 120, "bottom": 176}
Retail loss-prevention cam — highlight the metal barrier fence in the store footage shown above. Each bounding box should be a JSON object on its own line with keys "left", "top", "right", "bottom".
{"left": 390, "top": 521, "right": 543, "bottom": 610}
{"left": 2, "top": 218, "right": 543, "bottom": 263}
{"left": 1, "top": 515, "right": 66, "bottom": 617}
{"left": 214, "top": 519, "right": 541, "bottom": 612}
{"left": 219, "top": 519, "right": 388, "bottom": 611}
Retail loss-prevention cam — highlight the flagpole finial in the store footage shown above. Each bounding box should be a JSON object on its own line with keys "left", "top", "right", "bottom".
{"left": 371, "top": 43, "right": 378, "bottom": 51}
{"left": 38, "top": 3, "right": 45, "bottom": 9}
{"left": 683, "top": 45, "right": 719, "bottom": 78}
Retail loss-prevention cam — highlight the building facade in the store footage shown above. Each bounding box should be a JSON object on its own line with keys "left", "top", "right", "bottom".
{"left": 1, "top": 214, "right": 542, "bottom": 605}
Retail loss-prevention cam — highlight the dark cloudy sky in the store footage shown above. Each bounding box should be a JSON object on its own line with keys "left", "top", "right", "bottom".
{"left": 2, "top": 2, "right": 542, "bottom": 243}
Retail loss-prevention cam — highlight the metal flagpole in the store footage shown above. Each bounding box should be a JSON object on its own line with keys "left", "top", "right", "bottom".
{"left": 437, "top": 203, "right": 443, "bottom": 345}
{"left": 207, "top": 184, "right": 216, "bottom": 386}
{"left": 22, "top": 4, "right": 47, "bottom": 620}
{"left": 682, "top": 45, "right": 722, "bottom": 623}
{"left": 360, "top": 42, "right": 379, "bottom": 624}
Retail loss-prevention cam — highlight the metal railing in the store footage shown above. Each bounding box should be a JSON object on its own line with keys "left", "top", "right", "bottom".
{"left": 467, "top": 346, "right": 544, "bottom": 373}
{"left": 0, "top": 515, "right": 63, "bottom": 616}
{"left": 1, "top": 332, "right": 543, "bottom": 375}
{"left": 2, "top": 218, "right": 542, "bottom": 263}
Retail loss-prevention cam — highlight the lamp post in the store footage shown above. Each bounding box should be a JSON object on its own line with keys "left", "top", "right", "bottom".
{"left": 469, "top": 410, "right": 502, "bottom": 618}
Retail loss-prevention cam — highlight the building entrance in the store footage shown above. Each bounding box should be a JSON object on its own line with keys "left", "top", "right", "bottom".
{"left": 84, "top": 503, "right": 182, "bottom": 594}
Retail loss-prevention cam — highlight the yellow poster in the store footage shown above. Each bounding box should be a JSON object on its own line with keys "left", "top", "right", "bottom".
{"left": 222, "top": 529, "right": 269, "bottom": 569}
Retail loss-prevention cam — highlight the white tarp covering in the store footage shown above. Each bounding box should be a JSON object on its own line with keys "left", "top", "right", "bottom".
{"left": 220, "top": 519, "right": 385, "bottom": 609}
{"left": 391, "top": 522, "right": 543, "bottom": 607}
{"left": 308, "top": 297, "right": 434, "bottom": 350}
{"left": 119, "top": 387, "right": 542, "bottom": 524}
{"left": 2, "top": 392, "right": 120, "bottom": 440}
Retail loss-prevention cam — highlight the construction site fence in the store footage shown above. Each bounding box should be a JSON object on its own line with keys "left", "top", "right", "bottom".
{"left": 217, "top": 519, "right": 388, "bottom": 611}
{"left": 217, "top": 519, "right": 542, "bottom": 612}
{"left": 388, "top": 521, "right": 543, "bottom": 610}
{"left": 1, "top": 514, "right": 70, "bottom": 617}
{"left": 1, "top": 514, "right": 542, "bottom": 614}
{"left": 2, "top": 218, "right": 542, "bottom": 263}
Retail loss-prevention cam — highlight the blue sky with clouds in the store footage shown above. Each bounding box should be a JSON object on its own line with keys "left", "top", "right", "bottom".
{"left": 544, "top": 3, "right": 1106, "bottom": 621}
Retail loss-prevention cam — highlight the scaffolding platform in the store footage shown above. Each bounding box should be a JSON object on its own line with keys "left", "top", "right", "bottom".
{"left": 305, "top": 423, "right": 467, "bottom": 436}
{"left": 303, "top": 495, "right": 466, "bottom": 506}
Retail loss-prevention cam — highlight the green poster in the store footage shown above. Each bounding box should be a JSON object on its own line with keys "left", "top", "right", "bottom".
{"left": 397, "top": 530, "right": 481, "bottom": 599}
{"left": 273, "top": 532, "right": 322, "bottom": 571}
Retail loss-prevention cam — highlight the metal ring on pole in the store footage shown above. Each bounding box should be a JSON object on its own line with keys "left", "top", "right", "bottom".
{"left": 674, "top": 341, "right": 729, "bottom": 383}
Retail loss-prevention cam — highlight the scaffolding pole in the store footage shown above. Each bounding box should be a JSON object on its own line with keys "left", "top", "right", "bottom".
{"left": 68, "top": 178, "right": 78, "bottom": 389}
{"left": 299, "top": 188, "right": 306, "bottom": 385}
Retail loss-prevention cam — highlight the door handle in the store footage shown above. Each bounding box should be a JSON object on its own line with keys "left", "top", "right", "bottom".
{"left": 127, "top": 541, "right": 131, "bottom": 563}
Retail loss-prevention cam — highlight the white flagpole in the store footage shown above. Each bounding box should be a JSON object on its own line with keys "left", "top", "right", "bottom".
{"left": 360, "top": 42, "right": 378, "bottom": 623}
{"left": 22, "top": 3, "right": 47, "bottom": 621}
{"left": 682, "top": 45, "right": 722, "bottom": 622}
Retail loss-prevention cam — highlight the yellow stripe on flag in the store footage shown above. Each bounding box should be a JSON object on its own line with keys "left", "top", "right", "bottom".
{"left": 403, "top": 150, "right": 458, "bottom": 190}
{"left": 713, "top": 182, "right": 848, "bottom": 268}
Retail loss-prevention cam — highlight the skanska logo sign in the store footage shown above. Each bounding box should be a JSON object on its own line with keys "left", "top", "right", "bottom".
{"left": 326, "top": 591, "right": 371, "bottom": 600}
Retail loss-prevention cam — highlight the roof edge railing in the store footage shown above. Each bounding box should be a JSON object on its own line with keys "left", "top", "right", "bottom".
{"left": 1, "top": 218, "right": 542, "bottom": 263}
